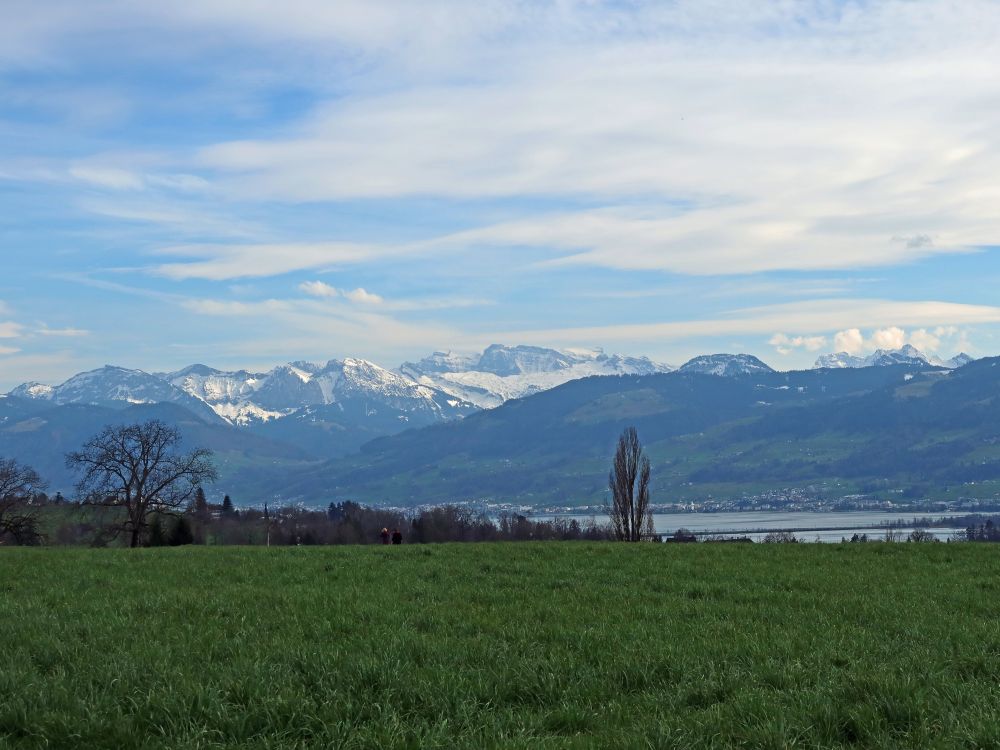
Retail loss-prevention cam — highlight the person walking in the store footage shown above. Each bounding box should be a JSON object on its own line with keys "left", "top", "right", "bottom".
{"left": 380, "top": 527, "right": 390, "bottom": 545}
{"left": 391, "top": 528, "right": 403, "bottom": 545}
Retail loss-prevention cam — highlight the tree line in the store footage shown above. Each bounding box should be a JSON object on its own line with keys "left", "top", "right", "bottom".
{"left": 10, "top": 418, "right": 983, "bottom": 548}
{"left": 0, "top": 418, "right": 620, "bottom": 547}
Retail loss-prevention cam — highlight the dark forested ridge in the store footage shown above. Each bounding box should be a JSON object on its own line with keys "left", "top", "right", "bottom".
{"left": 4, "top": 359, "right": 1000, "bottom": 506}
{"left": 273, "top": 359, "right": 1000, "bottom": 506}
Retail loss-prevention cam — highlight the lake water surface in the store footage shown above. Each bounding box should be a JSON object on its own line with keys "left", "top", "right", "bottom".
{"left": 529, "top": 510, "right": 966, "bottom": 542}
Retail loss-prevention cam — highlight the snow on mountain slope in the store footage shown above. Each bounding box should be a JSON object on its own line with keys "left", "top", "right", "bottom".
{"left": 678, "top": 354, "right": 775, "bottom": 377}
{"left": 8, "top": 382, "right": 55, "bottom": 399}
{"left": 400, "top": 345, "right": 672, "bottom": 408}
{"left": 944, "top": 353, "right": 975, "bottom": 368}
{"left": 315, "top": 358, "right": 477, "bottom": 418}
{"left": 814, "top": 345, "right": 975, "bottom": 370}
{"left": 163, "top": 357, "right": 478, "bottom": 425}
{"left": 10, "top": 366, "right": 224, "bottom": 423}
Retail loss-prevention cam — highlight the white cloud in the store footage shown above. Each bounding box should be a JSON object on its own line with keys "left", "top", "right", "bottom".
{"left": 298, "top": 282, "right": 383, "bottom": 304}
{"left": 299, "top": 280, "right": 339, "bottom": 298}
{"left": 151, "top": 242, "right": 387, "bottom": 280}
{"left": 176, "top": 4, "right": 1000, "bottom": 275}
{"left": 908, "top": 328, "right": 941, "bottom": 353}
{"left": 176, "top": 294, "right": 462, "bottom": 359}
{"left": 80, "top": 199, "right": 262, "bottom": 239}
{"left": 343, "top": 288, "right": 383, "bottom": 305}
{"left": 833, "top": 329, "right": 865, "bottom": 355}
{"left": 181, "top": 298, "right": 293, "bottom": 317}
{"left": 0, "top": 322, "right": 24, "bottom": 339}
{"left": 0, "top": 345, "right": 20, "bottom": 355}
{"left": 145, "top": 173, "right": 210, "bottom": 191}
{"left": 769, "top": 333, "right": 826, "bottom": 355}
{"left": 17, "top": 0, "right": 1000, "bottom": 281}
{"left": 826, "top": 324, "right": 971, "bottom": 356}
{"left": 36, "top": 326, "right": 89, "bottom": 337}
{"left": 69, "top": 162, "right": 211, "bottom": 193}
{"left": 69, "top": 165, "right": 144, "bottom": 190}
{"left": 870, "top": 326, "right": 907, "bottom": 351}
{"left": 490, "top": 299, "right": 1000, "bottom": 349}
{"left": 14, "top": 1, "right": 994, "bottom": 280}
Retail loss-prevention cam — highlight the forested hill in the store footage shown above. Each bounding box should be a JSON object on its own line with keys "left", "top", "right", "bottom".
{"left": 268, "top": 360, "right": 1000, "bottom": 507}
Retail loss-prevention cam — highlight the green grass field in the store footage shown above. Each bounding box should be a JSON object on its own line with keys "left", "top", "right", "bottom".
{"left": 4, "top": 544, "right": 1000, "bottom": 748}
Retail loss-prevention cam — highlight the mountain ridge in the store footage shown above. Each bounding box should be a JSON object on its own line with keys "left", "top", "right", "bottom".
{"left": 3, "top": 355, "right": 997, "bottom": 506}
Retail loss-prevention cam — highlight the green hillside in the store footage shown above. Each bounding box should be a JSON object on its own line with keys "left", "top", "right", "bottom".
{"left": 4, "top": 544, "right": 1000, "bottom": 748}
{"left": 273, "top": 360, "right": 1000, "bottom": 507}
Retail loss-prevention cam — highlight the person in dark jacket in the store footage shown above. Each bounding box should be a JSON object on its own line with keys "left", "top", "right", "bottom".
{"left": 380, "top": 528, "right": 390, "bottom": 545}
{"left": 391, "top": 528, "right": 403, "bottom": 545}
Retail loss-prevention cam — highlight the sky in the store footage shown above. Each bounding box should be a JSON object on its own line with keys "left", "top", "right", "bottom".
{"left": 3, "top": 0, "right": 1000, "bottom": 389}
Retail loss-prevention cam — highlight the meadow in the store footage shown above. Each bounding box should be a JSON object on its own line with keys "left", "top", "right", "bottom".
{"left": 3, "top": 543, "right": 1000, "bottom": 748}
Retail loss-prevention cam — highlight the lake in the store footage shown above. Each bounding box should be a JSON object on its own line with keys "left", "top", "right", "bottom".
{"left": 527, "top": 510, "right": 968, "bottom": 542}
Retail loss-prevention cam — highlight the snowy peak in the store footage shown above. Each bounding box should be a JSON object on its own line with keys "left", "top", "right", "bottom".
{"left": 399, "top": 351, "right": 478, "bottom": 376}
{"left": 288, "top": 360, "right": 322, "bottom": 375}
{"left": 165, "top": 365, "right": 262, "bottom": 404}
{"left": 867, "top": 344, "right": 928, "bottom": 367}
{"left": 593, "top": 352, "right": 671, "bottom": 374}
{"left": 314, "top": 358, "right": 478, "bottom": 418}
{"left": 165, "top": 363, "right": 225, "bottom": 379}
{"left": 946, "top": 352, "right": 975, "bottom": 368}
{"left": 55, "top": 366, "right": 189, "bottom": 405}
{"left": 814, "top": 352, "right": 867, "bottom": 369}
{"left": 475, "top": 344, "right": 578, "bottom": 376}
{"left": 678, "top": 354, "right": 775, "bottom": 377}
{"left": 249, "top": 365, "right": 324, "bottom": 412}
{"left": 400, "top": 344, "right": 673, "bottom": 408}
{"left": 10, "top": 365, "right": 223, "bottom": 422}
{"left": 813, "top": 345, "right": 974, "bottom": 370}
{"left": 9, "top": 382, "right": 54, "bottom": 400}
{"left": 159, "top": 356, "right": 478, "bottom": 426}
{"left": 321, "top": 358, "right": 426, "bottom": 400}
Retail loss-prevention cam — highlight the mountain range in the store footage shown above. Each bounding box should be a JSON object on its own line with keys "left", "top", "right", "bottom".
{"left": 1, "top": 344, "right": 990, "bottom": 506}
{"left": 268, "top": 356, "right": 1000, "bottom": 508}
{"left": 814, "top": 344, "right": 973, "bottom": 370}
{"left": 399, "top": 344, "right": 671, "bottom": 408}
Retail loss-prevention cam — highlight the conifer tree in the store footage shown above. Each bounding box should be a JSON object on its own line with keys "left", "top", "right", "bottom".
{"left": 148, "top": 516, "right": 167, "bottom": 546}
{"left": 168, "top": 516, "right": 194, "bottom": 546}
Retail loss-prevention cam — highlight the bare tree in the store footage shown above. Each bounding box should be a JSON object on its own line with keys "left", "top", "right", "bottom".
{"left": 908, "top": 528, "right": 937, "bottom": 543}
{"left": 607, "top": 426, "right": 653, "bottom": 541}
{"left": 0, "top": 457, "right": 46, "bottom": 545}
{"left": 66, "top": 420, "right": 217, "bottom": 548}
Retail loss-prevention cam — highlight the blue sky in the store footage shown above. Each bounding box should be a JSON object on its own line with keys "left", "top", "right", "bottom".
{"left": 3, "top": 0, "right": 1000, "bottom": 389}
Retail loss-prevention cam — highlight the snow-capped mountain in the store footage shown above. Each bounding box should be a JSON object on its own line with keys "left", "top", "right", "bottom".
{"left": 945, "top": 352, "right": 975, "bottom": 368}
{"left": 814, "top": 345, "right": 974, "bottom": 370}
{"left": 9, "top": 346, "right": 671, "bottom": 428}
{"left": 10, "top": 365, "right": 224, "bottom": 423}
{"left": 162, "top": 358, "right": 478, "bottom": 426}
{"left": 399, "top": 344, "right": 673, "bottom": 408}
{"left": 8, "top": 382, "right": 55, "bottom": 400}
{"left": 678, "top": 353, "right": 775, "bottom": 377}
